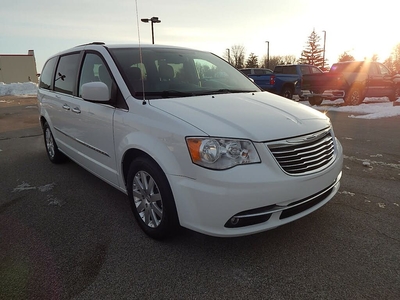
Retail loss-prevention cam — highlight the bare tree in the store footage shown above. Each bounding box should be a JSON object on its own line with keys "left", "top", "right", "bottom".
{"left": 230, "top": 45, "right": 246, "bottom": 69}
{"left": 260, "top": 55, "right": 297, "bottom": 70}
{"left": 384, "top": 43, "right": 400, "bottom": 73}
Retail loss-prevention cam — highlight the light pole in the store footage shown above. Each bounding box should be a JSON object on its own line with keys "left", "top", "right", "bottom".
{"left": 322, "top": 30, "right": 326, "bottom": 70}
{"left": 226, "top": 48, "right": 230, "bottom": 64}
{"left": 141, "top": 17, "right": 161, "bottom": 44}
{"left": 265, "top": 41, "right": 270, "bottom": 69}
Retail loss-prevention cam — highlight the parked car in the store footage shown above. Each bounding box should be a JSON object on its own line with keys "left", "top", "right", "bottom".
{"left": 302, "top": 61, "right": 400, "bottom": 105}
{"left": 37, "top": 43, "right": 343, "bottom": 239}
{"left": 243, "top": 64, "right": 323, "bottom": 99}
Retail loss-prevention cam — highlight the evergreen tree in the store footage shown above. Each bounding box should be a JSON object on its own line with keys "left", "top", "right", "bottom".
{"left": 338, "top": 51, "right": 355, "bottom": 62}
{"left": 245, "top": 53, "right": 259, "bottom": 68}
{"left": 298, "top": 30, "right": 325, "bottom": 69}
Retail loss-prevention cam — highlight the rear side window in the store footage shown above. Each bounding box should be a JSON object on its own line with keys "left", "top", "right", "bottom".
{"left": 54, "top": 53, "right": 80, "bottom": 95}
{"left": 282, "top": 66, "right": 296, "bottom": 74}
{"left": 39, "top": 57, "right": 58, "bottom": 90}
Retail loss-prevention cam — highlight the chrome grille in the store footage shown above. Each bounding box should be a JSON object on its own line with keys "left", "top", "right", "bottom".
{"left": 267, "top": 128, "right": 336, "bottom": 175}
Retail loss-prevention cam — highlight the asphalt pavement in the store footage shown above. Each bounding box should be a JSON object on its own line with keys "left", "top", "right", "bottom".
{"left": 1, "top": 96, "right": 399, "bottom": 299}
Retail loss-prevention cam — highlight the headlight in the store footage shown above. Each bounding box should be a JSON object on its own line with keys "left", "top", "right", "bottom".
{"left": 186, "top": 137, "right": 260, "bottom": 170}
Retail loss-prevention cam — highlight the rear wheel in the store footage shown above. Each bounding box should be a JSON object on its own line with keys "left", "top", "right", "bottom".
{"left": 43, "top": 122, "right": 67, "bottom": 164}
{"left": 127, "top": 157, "right": 179, "bottom": 239}
{"left": 344, "top": 87, "right": 364, "bottom": 105}
{"left": 281, "top": 86, "right": 293, "bottom": 99}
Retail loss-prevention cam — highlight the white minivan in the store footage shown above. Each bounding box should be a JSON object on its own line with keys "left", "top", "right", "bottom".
{"left": 37, "top": 42, "right": 343, "bottom": 239}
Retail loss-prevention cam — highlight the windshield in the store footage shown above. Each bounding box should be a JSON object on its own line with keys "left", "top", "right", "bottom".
{"left": 109, "top": 47, "right": 260, "bottom": 99}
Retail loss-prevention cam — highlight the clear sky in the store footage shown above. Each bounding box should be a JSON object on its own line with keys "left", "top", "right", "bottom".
{"left": 1, "top": 0, "right": 398, "bottom": 72}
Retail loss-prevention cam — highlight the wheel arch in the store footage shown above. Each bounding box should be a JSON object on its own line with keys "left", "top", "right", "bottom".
{"left": 281, "top": 82, "right": 295, "bottom": 93}
{"left": 119, "top": 133, "right": 188, "bottom": 190}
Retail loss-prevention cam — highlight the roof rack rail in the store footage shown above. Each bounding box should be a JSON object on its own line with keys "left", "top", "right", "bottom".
{"left": 74, "top": 42, "right": 105, "bottom": 47}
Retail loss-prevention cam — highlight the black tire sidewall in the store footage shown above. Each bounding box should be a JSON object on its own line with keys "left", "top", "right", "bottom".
{"left": 282, "top": 87, "right": 293, "bottom": 99}
{"left": 127, "top": 157, "right": 179, "bottom": 239}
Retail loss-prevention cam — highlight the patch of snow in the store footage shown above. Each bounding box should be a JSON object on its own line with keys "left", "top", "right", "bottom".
{"left": 305, "top": 97, "right": 400, "bottom": 119}
{"left": 13, "top": 182, "right": 36, "bottom": 192}
{"left": 38, "top": 183, "right": 56, "bottom": 192}
{"left": 0, "top": 82, "right": 38, "bottom": 96}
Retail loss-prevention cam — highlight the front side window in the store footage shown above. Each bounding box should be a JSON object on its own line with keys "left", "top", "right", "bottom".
{"left": 377, "top": 63, "right": 390, "bottom": 76}
{"left": 109, "top": 48, "right": 260, "bottom": 99}
{"left": 79, "top": 53, "right": 113, "bottom": 99}
{"left": 39, "top": 57, "right": 58, "bottom": 90}
{"left": 54, "top": 53, "right": 80, "bottom": 95}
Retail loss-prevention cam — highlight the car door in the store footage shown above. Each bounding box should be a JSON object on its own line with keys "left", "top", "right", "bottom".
{"left": 47, "top": 52, "right": 81, "bottom": 156}
{"left": 365, "top": 62, "right": 392, "bottom": 97}
{"left": 73, "top": 52, "right": 120, "bottom": 186}
{"left": 55, "top": 52, "right": 119, "bottom": 186}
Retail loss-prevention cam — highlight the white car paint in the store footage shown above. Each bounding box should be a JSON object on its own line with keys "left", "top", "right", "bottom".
{"left": 38, "top": 43, "right": 343, "bottom": 237}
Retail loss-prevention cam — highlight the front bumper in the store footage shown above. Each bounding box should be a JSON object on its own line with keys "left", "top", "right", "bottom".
{"left": 169, "top": 140, "right": 343, "bottom": 237}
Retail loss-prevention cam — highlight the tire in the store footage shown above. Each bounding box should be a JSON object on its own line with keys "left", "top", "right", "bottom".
{"left": 281, "top": 86, "right": 293, "bottom": 99}
{"left": 389, "top": 86, "right": 400, "bottom": 102}
{"left": 43, "top": 122, "right": 67, "bottom": 164}
{"left": 308, "top": 96, "right": 323, "bottom": 106}
{"left": 344, "top": 87, "right": 364, "bottom": 105}
{"left": 127, "top": 157, "right": 179, "bottom": 239}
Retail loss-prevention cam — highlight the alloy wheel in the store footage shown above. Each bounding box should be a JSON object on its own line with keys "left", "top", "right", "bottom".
{"left": 45, "top": 128, "right": 55, "bottom": 159}
{"left": 132, "top": 170, "right": 163, "bottom": 228}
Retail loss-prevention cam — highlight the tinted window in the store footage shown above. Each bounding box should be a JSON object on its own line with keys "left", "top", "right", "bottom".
{"left": 311, "top": 66, "right": 323, "bottom": 74}
{"left": 283, "top": 66, "right": 296, "bottom": 74}
{"left": 54, "top": 53, "right": 80, "bottom": 95}
{"left": 377, "top": 63, "right": 390, "bottom": 76}
{"left": 300, "top": 66, "right": 310, "bottom": 74}
{"left": 79, "top": 53, "right": 113, "bottom": 99}
{"left": 39, "top": 57, "right": 58, "bottom": 90}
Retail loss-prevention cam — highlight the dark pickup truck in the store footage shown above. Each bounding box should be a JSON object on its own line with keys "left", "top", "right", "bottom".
{"left": 240, "top": 64, "right": 323, "bottom": 99}
{"left": 302, "top": 61, "right": 400, "bottom": 105}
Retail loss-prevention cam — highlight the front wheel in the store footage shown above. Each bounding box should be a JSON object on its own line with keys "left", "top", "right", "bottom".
{"left": 308, "top": 96, "right": 323, "bottom": 106}
{"left": 344, "top": 87, "right": 364, "bottom": 105}
{"left": 127, "top": 157, "right": 179, "bottom": 239}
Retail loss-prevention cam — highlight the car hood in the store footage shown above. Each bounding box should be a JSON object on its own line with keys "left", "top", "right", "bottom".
{"left": 149, "top": 92, "right": 331, "bottom": 141}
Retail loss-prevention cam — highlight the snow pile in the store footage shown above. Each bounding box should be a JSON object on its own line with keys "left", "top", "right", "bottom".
{"left": 0, "top": 82, "right": 38, "bottom": 96}
{"left": 306, "top": 97, "right": 400, "bottom": 119}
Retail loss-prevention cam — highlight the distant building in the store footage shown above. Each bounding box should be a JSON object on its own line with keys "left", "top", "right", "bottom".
{"left": 0, "top": 50, "right": 38, "bottom": 84}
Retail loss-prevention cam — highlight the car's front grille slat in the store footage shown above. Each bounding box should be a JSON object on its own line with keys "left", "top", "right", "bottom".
{"left": 267, "top": 128, "right": 336, "bottom": 175}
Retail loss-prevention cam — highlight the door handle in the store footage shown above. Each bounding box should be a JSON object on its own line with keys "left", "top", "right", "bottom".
{"left": 62, "top": 104, "right": 70, "bottom": 110}
{"left": 72, "top": 107, "right": 81, "bottom": 114}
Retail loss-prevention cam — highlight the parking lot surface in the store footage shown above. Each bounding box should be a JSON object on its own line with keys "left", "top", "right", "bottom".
{"left": 1, "top": 96, "right": 399, "bottom": 299}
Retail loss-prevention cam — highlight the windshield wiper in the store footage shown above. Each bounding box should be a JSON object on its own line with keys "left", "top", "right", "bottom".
{"left": 134, "top": 90, "right": 194, "bottom": 99}
{"left": 198, "top": 89, "right": 257, "bottom": 95}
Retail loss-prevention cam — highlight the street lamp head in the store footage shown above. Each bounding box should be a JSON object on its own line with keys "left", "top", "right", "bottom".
{"left": 150, "top": 17, "right": 161, "bottom": 23}
{"left": 141, "top": 18, "right": 149, "bottom": 23}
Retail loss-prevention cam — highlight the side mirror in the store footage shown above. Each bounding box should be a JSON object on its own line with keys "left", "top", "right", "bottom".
{"left": 81, "top": 82, "right": 109, "bottom": 102}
